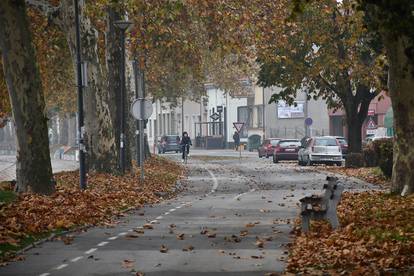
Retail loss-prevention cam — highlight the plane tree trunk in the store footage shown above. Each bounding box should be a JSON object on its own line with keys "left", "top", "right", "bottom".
{"left": 0, "top": 0, "right": 54, "bottom": 194}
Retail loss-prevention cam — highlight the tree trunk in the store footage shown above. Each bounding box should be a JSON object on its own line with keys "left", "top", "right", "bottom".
{"left": 0, "top": 0, "right": 54, "bottom": 194}
{"left": 58, "top": 114, "right": 68, "bottom": 145}
{"left": 67, "top": 113, "right": 76, "bottom": 146}
{"left": 346, "top": 115, "right": 363, "bottom": 153}
{"left": 384, "top": 34, "right": 414, "bottom": 195}
{"left": 58, "top": 0, "right": 117, "bottom": 172}
{"left": 105, "top": 7, "right": 132, "bottom": 172}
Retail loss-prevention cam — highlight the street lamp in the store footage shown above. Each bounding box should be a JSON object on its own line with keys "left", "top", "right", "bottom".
{"left": 114, "top": 20, "right": 132, "bottom": 174}
{"left": 74, "top": 0, "right": 86, "bottom": 189}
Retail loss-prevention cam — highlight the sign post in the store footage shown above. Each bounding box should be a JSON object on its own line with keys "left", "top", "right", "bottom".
{"left": 233, "top": 122, "right": 245, "bottom": 162}
{"left": 131, "top": 91, "right": 153, "bottom": 182}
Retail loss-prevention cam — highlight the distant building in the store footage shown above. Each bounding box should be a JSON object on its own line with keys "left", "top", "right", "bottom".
{"left": 329, "top": 91, "right": 392, "bottom": 139}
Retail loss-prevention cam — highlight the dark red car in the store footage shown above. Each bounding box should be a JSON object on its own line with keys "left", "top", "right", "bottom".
{"left": 273, "top": 139, "right": 301, "bottom": 163}
{"left": 258, "top": 138, "right": 281, "bottom": 158}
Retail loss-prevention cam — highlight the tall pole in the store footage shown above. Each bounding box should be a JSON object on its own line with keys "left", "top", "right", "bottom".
{"left": 262, "top": 87, "right": 266, "bottom": 139}
{"left": 133, "top": 61, "right": 140, "bottom": 165}
{"left": 74, "top": 0, "right": 86, "bottom": 190}
{"left": 119, "top": 28, "right": 127, "bottom": 174}
{"left": 140, "top": 69, "right": 145, "bottom": 181}
{"left": 181, "top": 97, "right": 184, "bottom": 134}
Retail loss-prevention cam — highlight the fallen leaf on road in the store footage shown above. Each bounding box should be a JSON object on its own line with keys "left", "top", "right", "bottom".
{"left": 255, "top": 239, "right": 264, "bottom": 248}
{"left": 176, "top": 233, "right": 185, "bottom": 240}
{"left": 126, "top": 233, "right": 140, "bottom": 239}
{"left": 135, "top": 272, "right": 144, "bottom": 276}
{"left": 245, "top": 223, "right": 255, "bottom": 227}
{"left": 182, "top": 245, "right": 194, "bottom": 251}
{"left": 207, "top": 233, "right": 216, "bottom": 238}
{"left": 251, "top": 255, "right": 264, "bottom": 259}
{"left": 133, "top": 229, "right": 144, "bottom": 234}
{"left": 169, "top": 224, "right": 176, "bottom": 228}
{"left": 240, "top": 230, "right": 248, "bottom": 236}
{"left": 143, "top": 224, "right": 153, "bottom": 230}
{"left": 122, "top": 259, "right": 135, "bottom": 269}
{"left": 160, "top": 245, "right": 168, "bottom": 253}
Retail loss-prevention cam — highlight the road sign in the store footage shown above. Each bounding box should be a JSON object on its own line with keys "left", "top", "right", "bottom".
{"left": 305, "top": 117, "right": 313, "bottom": 126}
{"left": 233, "top": 122, "right": 245, "bottom": 133}
{"left": 131, "top": 99, "right": 153, "bottom": 120}
{"left": 367, "top": 118, "right": 377, "bottom": 129}
{"left": 210, "top": 112, "right": 220, "bottom": 121}
{"left": 217, "top": 106, "right": 223, "bottom": 113}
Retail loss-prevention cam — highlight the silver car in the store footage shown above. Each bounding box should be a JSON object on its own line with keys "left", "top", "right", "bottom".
{"left": 298, "top": 136, "right": 342, "bottom": 166}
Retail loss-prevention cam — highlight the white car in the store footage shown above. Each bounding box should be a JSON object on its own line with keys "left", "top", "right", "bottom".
{"left": 298, "top": 136, "right": 342, "bottom": 166}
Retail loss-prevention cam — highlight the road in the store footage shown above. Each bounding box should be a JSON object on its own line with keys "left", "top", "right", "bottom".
{"left": 0, "top": 156, "right": 79, "bottom": 182}
{"left": 0, "top": 149, "right": 375, "bottom": 276}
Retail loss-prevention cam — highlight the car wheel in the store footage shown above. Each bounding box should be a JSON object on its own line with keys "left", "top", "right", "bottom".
{"left": 336, "top": 162, "right": 342, "bottom": 167}
{"left": 176, "top": 150, "right": 179, "bottom": 153}
{"left": 266, "top": 154, "right": 270, "bottom": 159}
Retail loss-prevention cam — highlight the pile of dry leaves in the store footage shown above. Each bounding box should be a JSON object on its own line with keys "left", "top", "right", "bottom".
{"left": 0, "top": 156, "right": 183, "bottom": 259}
{"left": 322, "top": 166, "right": 390, "bottom": 187}
{"left": 287, "top": 191, "right": 414, "bottom": 275}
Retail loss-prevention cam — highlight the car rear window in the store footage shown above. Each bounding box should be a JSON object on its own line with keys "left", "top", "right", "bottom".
{"left": 314, "top": 138, "right": 338, "bottom": 146}
{"left": 279, "top": 140, "right": 301, "bottom": 147}
{"left": 166, "top": 136, "right": 179, "bottom": 142}
{"left": 270, "top": 140, "right": 280, "bottom": 146}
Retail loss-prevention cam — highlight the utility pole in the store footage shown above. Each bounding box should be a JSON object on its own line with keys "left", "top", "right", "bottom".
{"left": 114, "top": 20, "right": 132, "bottom": 175}
{"left": 74, "top": 0, "right": 86, "bottom": 190}
{"left": 181, "top": 97, "right": 184, "bottom": 134}
{"left": 262, "top": 87, "right": 266, "bottom": 139}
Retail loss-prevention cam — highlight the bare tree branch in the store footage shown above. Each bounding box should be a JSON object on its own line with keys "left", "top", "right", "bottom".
{"left": 318, "top": 72, "right": 338, "bottom": 94}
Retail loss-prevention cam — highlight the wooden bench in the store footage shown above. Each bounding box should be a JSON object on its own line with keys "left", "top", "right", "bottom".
{"left": 300, "top": 176, "right": 344, "bottom": 233}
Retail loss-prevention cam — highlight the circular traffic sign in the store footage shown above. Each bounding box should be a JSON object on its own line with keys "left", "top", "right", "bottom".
{"left": 131, "top": 99, "right": 153, "bottom": 120}
{"left": 305, "top": 117, "right": 313, "bottom": 126}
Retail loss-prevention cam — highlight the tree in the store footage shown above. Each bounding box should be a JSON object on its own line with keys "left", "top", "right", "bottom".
{"left": 360, "top": 0, "right": 414, "bottom": 195}
{"left": 0, "top": 0, "right": 54, "bottom": 194}
{"left": 257, "top": 0, "right": 385, "bottom": 153}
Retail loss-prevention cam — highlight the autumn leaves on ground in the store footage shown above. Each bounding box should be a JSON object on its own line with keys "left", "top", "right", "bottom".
{"left": 0, "top": 157, "right": 183, "bottom": 263}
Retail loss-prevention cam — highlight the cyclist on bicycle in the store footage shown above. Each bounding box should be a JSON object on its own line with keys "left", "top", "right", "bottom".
{"left": 180, "top": 131, "right": 192, "bottom": 162}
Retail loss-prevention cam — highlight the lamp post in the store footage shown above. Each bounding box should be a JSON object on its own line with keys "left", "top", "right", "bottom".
{"left": 74, "top": 0, "right": 86, "bottom": 189}
{"left": 114, "top": 20, "right": 132, "bottom": 174}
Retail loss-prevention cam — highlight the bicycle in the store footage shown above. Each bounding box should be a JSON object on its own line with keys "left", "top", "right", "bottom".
{"left": 182, "top": 144, "right": 190, "bottom": 164}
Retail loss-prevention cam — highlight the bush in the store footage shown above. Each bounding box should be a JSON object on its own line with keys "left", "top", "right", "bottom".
{"left": 362, "top": 143, "right": 378, "bottom": 167}
{"left": 345, "top": 153, "right": 364, "bottom": 168}
{"left": 372, "top": 138, "right": 393, "bottom": 178}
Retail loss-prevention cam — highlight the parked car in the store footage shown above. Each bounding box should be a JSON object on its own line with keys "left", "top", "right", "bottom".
{"left": 298, "top": 136, "right": 342, "bottom": 166}
{"left": 157, "top": 135, "right": 181, "bottom": 154}
{"left": 272, "top": 139, "right": 301, "bottom": 163}
{"left": 258, "top": 138, "right": 281, "bottom": 158}
{"left": 334, "top": 136, "right": 348, "bottom": 159}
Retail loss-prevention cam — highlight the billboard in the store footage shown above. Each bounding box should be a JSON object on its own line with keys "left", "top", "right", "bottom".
{"left": 277, "top": 101, "right": 305, "bottom": 119}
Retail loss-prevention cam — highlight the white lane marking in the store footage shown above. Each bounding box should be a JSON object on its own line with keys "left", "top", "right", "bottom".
{"left": 39, "top": 273, "right": 51, "bottom": 276}
{"left": 97, "top": 241, "right": 108, "bottom": 247}
{"left": 164, "top": 212, "right": 170, "bottom": 215}
{"left": 169, "top": 208, "right": 176, "bottom": 212}
{"left": 128, "top": 229, "right": 133, "bottom": 232}
{"left": 118, "top": 232, "right": 127, "bottom": 236}
{"left": 55, "top": 264, "right": 68, "bottom": 270}
{"left": 150, "top": 220, "right": 158, "bottom": 224}
{"left": 84, "top": 248, "right": 97, "bottom": 254}
{"left": 205, "top": 167, "right": 219, "bottom": 193}
{"left": 233, "top": 188, "right": 255, "bottom": 200}
{"left": 108, "top": 236, "right": 118, "bottom": 240}
{"left": 176, "top": 206, "right": 182, "bottom": 209}
{"left": 156, "top": 216, "right": 163, "bottom": 220}
{"left": 70, "top": 256, "right": 83, "bottom": 262}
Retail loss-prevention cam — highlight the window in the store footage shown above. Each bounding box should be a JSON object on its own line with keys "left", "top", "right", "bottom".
{"left": 279, "top": 140, "right": 301, "bottom": 148}
{"left": 314, "top": 138, "right": 337, "bottom": 146}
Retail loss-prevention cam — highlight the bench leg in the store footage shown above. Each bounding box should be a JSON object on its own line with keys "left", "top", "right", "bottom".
{"left": 327, "top": 212, "right": 339, "bottom": 230}
{"left": 301, "top": 214, "right": 310, "bottom": 233}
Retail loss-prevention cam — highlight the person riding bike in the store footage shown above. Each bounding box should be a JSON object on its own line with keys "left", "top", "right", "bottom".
{"left": 180, "top": 131, "right": 192, "bottom": 162}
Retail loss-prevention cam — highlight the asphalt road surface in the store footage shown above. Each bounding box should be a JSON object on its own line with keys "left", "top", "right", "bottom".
{"left": 0, "top": 149, "right": 376, "bottom": 276}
